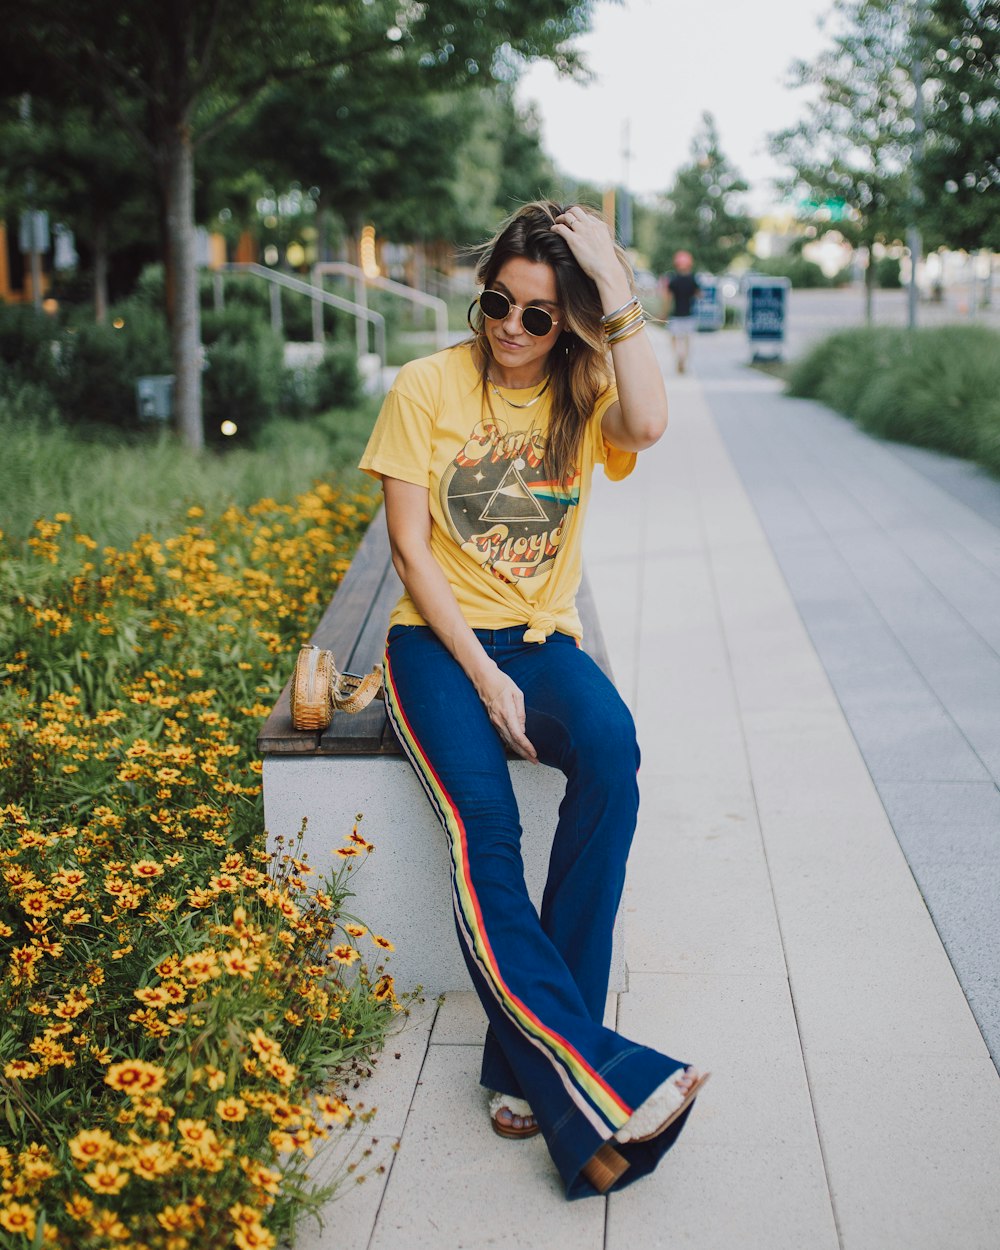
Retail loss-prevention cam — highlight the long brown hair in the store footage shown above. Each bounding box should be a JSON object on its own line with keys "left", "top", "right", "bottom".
{"left": 467, "top": 201, "right": 635, "bottom": 488}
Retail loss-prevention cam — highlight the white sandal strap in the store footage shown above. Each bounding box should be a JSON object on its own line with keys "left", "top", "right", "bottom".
{"left": 488, "top": 1091, "right": 534, "bottom": 1119}
{"left": 613, "top": 1068, "right": 687, "bottom": 1143}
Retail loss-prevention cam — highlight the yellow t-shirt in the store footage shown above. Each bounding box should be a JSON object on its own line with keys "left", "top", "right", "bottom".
{"left": 359, "top": 342, "right": 634, "bottom": 642}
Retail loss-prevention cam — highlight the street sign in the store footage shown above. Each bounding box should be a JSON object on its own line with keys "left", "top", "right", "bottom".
{"left": 694, "top": 275, "right": 724, "bottom": 332}
{"left": 136, "top": 376, "right": 175, "bottom": 422}
{"left": 744, "top": 275, "right": 790, "bottom": 359}
{"left": 18, "top": 211, "right": 50, "bottom": 254}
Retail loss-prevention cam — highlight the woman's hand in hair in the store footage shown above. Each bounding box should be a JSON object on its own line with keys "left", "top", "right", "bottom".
{"left": 551, "top": 206, "right": 626, "bottom": 294}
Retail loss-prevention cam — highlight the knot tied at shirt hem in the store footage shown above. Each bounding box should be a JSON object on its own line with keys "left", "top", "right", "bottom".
{"left": 522, "top": 612, "right": 556, "bottom": 644}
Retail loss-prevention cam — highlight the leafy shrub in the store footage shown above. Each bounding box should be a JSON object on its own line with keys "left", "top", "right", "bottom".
{"left": 0, "top": 305, "right": 61, "bottom": 393}
{"left": 55, "top": 303, "right": 172, "bottom": 428}
{"left": 787, "top": 325, "right": 1000, "bottom": 474}
{"left": 750, "top": 256, "right": 841, "bottom": 289}
{"left": 314, "top": 344, "right": 363, "bottom": 410}
{"left": 874, "top": 256, "right": 902, "bottom": 289}
{"left": 201, "top": 309, "right": 285, "bottom": 444}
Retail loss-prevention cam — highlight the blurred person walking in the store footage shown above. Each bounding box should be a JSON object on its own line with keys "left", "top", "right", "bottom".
{"left": 664, "top": 250, "right": 701, "bottom": 374}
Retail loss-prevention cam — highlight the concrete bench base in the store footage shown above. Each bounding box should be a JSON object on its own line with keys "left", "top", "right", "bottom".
{"left": 263, "top": 753, "right": 626, "bottom": 996}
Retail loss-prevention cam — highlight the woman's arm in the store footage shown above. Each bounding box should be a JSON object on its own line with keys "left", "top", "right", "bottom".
{"left": 382, "top": 476, "right": 537, "bottom": 762}
{"left": 551, "top": 208, "right": 668, "bottom": 453}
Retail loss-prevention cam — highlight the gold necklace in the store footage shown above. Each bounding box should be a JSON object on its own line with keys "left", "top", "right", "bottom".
{"left": 487, "top": 374, "right": 550, "bottom": 410}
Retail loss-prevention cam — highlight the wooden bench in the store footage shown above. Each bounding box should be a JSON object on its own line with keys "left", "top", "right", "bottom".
{"left": 258, "top": 509, "right": 626, "bottom": 993}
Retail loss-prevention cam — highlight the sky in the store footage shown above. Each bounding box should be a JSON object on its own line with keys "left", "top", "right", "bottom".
{"left": 514, "top": 0, "right": 838, "bottom": 213}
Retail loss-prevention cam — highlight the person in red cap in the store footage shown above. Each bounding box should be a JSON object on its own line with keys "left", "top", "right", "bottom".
{"left": 664, "top": 250, "right": 700, "bottom": 374}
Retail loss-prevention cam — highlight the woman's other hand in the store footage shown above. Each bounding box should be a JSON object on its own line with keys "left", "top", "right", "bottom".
{"left": 477, "top": 666, "right": 538, "bottom": 763}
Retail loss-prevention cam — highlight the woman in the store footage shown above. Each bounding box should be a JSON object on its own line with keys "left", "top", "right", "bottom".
{"left": 359, "top": 201, "right": 707, "bottom": 1199}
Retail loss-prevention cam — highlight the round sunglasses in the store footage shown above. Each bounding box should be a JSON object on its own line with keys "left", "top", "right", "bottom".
{"left": 477, "top": 289, "right": 560, "bottom": 338}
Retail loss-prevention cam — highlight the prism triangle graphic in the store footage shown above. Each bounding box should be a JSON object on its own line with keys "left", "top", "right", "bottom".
{"left": 479, "top": 463, "right": 548, "bottom": 522}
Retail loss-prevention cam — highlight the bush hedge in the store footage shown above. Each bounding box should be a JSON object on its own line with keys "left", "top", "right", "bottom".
{"left": 787, "top": 325, "right": 1000, "bottom": 474}
{"left": 0, "top": 297, "right": 361, "bottom": 446}
{"left": 748, "top": 256, "right": 850, "bottom": 289}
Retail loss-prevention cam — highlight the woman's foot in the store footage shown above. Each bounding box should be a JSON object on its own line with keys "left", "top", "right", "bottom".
{"left": 614, "top": 1066, "right": 709, "bottom": 1144}
{"left": 489, "top": 1091, "right": 540, "bottom": 1139}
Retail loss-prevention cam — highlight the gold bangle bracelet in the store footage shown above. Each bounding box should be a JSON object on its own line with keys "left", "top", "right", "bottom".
{"left": 600, "top": 295, "right": 640, "bottom": 324}
{"left": 605, "top": 319, "right": 647, "bottom": 347}
{"left": 602, "top": 307, "right": 646, "bottom": 336}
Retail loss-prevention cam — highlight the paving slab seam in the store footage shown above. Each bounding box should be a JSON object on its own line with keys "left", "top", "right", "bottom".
{"left": 362, "top": 998, "right": 441, "bottom": 1250}
{"left": 685, "top": 393, "right": 846, "bottom": 1250}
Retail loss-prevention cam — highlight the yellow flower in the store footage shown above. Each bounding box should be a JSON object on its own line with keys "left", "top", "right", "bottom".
{"left": 233, "top": 1220, "right": 276, "bottom": 1249}
{"left": 179, "top": 950, "right": 220, "bottom": 983}
{"left": 176, "top": 1118, "right": 212, "bottom": 1146}
{"left": 83, "top": 1161, "right": 129, "bottom": 1194}
{"left": 132, "top": 859, "right": 164, "bottom": 879}
{"left": 373, "top": 974, "right": 398, "bottom": 1005}
{"left": 134, "top": 985, "right": 172, "bottom": 1008}
{"left": 86, "top": 1209, "right": 130, "bottom": 1240}
{"left": 156, "top": 1201, "right": 198, "bottom": 1232}
{"left": 371, "top": 933, "right": 395, "bottom": 951}
{"left": 239, "top": 1156, "right": 282, "bottom": 1195}
{"left": 315, "top": 1094, "right": 352, "bottom": 1124}
{"left": 265, "top": 1056, "right": 297, "bottom": 1086}
{"left": 216, "top": 1097, "right": 248, "bottom": 1122}
{"left": 104, "top": 1059, "right": 167, "bottom": 1095}
{"left": 4, "top": 1059, "right": 40, "bottom": 1080}
{"left": 248, "top": 1028, "right": 282, "bottom": 1061}
{"left": 330, "top": 944, "right": 360, "bottom": 966}
{"left": 63, "top": 1193, "right": 94, "bottom": 1220}
{"left": 0, "top": 1202, "right": 36, "bottom": 1238}
{"left": 128, "top": 1140, "right": 180, "bottom": 1180}
{"left": 221, "top": 948, "right": 260, "bottom": 979}
{"left": 68, "top": 1128, "right": 115, "bottom": 1165}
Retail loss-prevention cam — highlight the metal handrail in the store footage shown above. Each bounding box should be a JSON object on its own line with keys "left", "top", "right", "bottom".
{"left": 311, "top": 261, "right": 450, "bottom": 355}
{"left": 213, "top": 263, "right": 387, "bottom": 380}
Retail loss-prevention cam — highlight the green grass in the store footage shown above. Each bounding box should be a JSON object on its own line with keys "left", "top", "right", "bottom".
{"left": 0, "top": 391, "right": 381, "bottom": 547}
{"left": 787, "top": 325, "right": 1000, "bottom": 476}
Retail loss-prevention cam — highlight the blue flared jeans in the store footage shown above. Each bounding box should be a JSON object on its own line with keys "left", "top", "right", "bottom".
{"left": 383, "top": 624, "right": 694, "bottom": 1199}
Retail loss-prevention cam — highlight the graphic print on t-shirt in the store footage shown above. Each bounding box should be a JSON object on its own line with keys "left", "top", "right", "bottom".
{"left": 440, "top": 414, "right": 579, "bottom": 583}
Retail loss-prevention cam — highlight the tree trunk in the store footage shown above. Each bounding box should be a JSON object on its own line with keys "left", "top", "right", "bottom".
{"left": 864, "top": 247, "right": 875, "bottom": 324}
{"left": 93, "top": 214, "right": 109, "bottom": 325}
{"left": 163, "top": 122, "right": 203, "bottom": 450}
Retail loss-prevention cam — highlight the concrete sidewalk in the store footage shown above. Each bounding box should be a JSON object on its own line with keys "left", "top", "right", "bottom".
{"left": 297, "top": 326, "right": 1000, "bottom": 1250}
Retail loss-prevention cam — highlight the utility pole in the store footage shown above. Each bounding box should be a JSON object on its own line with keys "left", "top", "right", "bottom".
{"left": 907, "top": 2, "right": 927, "bottom": 330}
{"left": 20, "top": 94, "right": 44, "bottom": 312}
{"left": 619, "top": 119, "right": 633, "bottom": 248}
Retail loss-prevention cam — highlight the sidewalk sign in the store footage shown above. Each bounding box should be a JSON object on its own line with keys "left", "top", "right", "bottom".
{"left": 744, "top": 275, "right": 790, "bottom": 360}
{"left": 136, "top": 375, "right": 174, "bottom": 423}
{"left": 694, "top": 274, "right": 724, "bottom": 332}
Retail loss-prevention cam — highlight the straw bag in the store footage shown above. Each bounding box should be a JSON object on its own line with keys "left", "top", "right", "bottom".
{"left": 289, "top": 644, "right": 383, "bottom": 731}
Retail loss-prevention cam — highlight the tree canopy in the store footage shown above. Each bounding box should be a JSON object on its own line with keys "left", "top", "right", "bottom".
{"left": 919, "top": 0, "right": 1000, "bottom": 250}
{"left": 770, "top": 0, "right": 1000, "bottom": 262}
{"left": 2, "top": 0, "right": 601, "bottom": 447}
{"left": 649, "top": 113, "right": 754, "bottom": 275}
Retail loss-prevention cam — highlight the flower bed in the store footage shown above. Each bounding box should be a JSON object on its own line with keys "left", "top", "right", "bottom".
{"left": 0, "top": 482, "right": 399, "bottom": 1248}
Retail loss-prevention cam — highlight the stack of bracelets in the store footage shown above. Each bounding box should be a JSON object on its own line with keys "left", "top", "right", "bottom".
{"left": 601, "top": 295, "right": 647, "bottom": 346}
